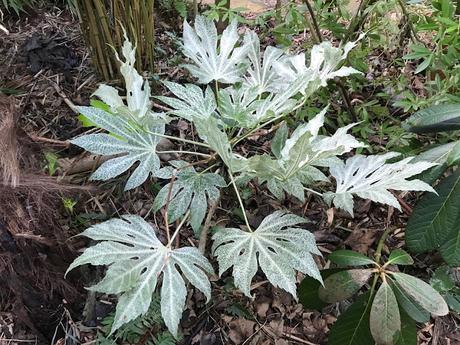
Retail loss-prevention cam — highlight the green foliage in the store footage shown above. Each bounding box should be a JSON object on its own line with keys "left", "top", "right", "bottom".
{"left": 69, "top": 16, "right": 439, "bottom": 338}
{"left": 404, "top": 104, "right": 460, "bottom": 266}
{"left": 153, "top": 160, "right": 226, "bottom": 235}
{"left": 403, "top": 104, "right": 460, "bottom": 133}
{"left": 0, "top": 0, "right": 34, "bottom": 14}
{"left": 430, "top": 266, "right": 460, "bottom": 313}
{"left": 406, "top": 170, "right": 460, "bottom": 265}
{"left": 299, "top": 246, "right": 448, "bottom": 345}
{"left": 96, "top": 295, "right": 178, "bottom": 345}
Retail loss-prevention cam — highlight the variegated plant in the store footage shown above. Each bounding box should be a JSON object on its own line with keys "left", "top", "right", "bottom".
{"left": 68, "top": 16, "right": 437, "bottom": 338}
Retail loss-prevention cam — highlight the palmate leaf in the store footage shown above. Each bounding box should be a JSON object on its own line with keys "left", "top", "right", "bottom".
{"left": 245, "top": 108, "right": 364, "bottom": 201}
{"left": 212, "top": 211, "right": 321, "bottom": 299}
{"left": 92, "top": 34, "right": 154, "bottom": 123}
{"left": 273, "top": 39, "right": 362, "bottom": 95}
{"left": 66, "top": 215, "right": 213, "bottom": 337}
{"left": 243, "top": 31, "right": 284, "bottom": 94}
{"left": 182, "top": 16, "right": 251, "bottom": 84}
{"left": 153, "top": 161, "right": 226, "bottom": 235}
{"left": 71, "top": 106, "right": 165, "bottom": 191}
{"left": 156, "top": 81, "right": 216, "bottom": 121}
{"left": 324, "top": 153, "right": 437, "bottom": 216}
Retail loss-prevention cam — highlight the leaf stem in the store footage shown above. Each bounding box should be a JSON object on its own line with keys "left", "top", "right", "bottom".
{"left": 149, "top": 131, "right": 210, "bottom": 148}
{"left": 156, "top": 150, "right": 211, "bottom": 158}
{"left": 168, "top": 210, "right": 190, "bottom": 248}
{"left": 374, "top": 227, "right": 395, "bottom": 265}
{"left": 231, "top": 98, "right": 307, "bottom": 147}
{"left": 228, "top": 170, "right": 252, "bottom": 232}
{"left": 163, "top": 171, "right": 177, "bottom": 244}
{"left": 304, "top": 187, "right": 323, "bottom": 197}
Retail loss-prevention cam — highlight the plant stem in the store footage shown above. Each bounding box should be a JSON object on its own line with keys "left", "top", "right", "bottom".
{"left": 374, "top": 227, "right": 394, "bottom": 265}
{"left": 151, "top": 132, "right": 210, "bottom": 148}
{"left": 163, "top": 171, "right": 177, "bottom": 244}
{"left": 304, "top": 187, "right": 323, "bottom": 196}
{"left": 168, "top": 210, "right": 190, "bottom": 248}
{"left": 228, "top": 170, "right": 252, "bottom": 232}
{"left": 303, "top": 0, "right": 323, "bottom": 41}
{"left": 156, "top": 150, "right": 211, "bottom": 158}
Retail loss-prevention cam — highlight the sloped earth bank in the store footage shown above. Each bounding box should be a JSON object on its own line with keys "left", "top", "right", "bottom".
{"left": 0, "top": 5, "right": 459, "bottom": 345}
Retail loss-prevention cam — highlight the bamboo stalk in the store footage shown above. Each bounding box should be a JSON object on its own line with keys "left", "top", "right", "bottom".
{"left": 76, "top": 0, "right": 156, "bottom": 81}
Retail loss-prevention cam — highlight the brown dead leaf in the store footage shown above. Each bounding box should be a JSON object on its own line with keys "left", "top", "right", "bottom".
{"left": 228, "top": 319, "right": 256, "bottom": 344}
{"left": 344, "top": 228, "right": 377, "bottom": 254}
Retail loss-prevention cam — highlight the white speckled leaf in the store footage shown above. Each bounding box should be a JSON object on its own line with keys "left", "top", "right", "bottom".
{"left": 273, "top": 38, "right": 362, "bottom": 94}
{"left": 66, "top": 215, "right": 213, "bottom": 337}
{"left": 244, "top": 107, "right": 364, "bottom": 201}
{"left": 212, "top": 211, "right": 321, "bottom": 299}
{"left": 71, "top": 106, "right": 165, "bottom": 191}
{"left": 243, "top": 31, "right": 284, "bottom": 94}
{"left": 157, "top": 81, "right": 216, "bottom": 121}
{"left": 182, "top": 16, "right": 251, "bottom": 84}
{"left": 154, "top": 161, "right": 226, "bottom": 234}
{"left": 92, "top": 35, "right": 154, "bottom": 122}
{"left": 324, "top": 153, "right": 437, "bottom": 216}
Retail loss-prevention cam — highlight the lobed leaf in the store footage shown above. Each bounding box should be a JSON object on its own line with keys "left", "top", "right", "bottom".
{"left": 324, "top": 153, "right": 437, "bottom": 216}
{"left": 154, "top": 161, "right": 226, "bottom": 234}
{"left": 67, "top": 216, "right": 213, "bottom": 337}
{"left": 212, "top": 211, "right": 321, "bottom": 299}
{"left": 71, "top": 106, "right": 165, "bottom": 191}
{"left": 182, "top": 16, "right": 251, "bottom": 84}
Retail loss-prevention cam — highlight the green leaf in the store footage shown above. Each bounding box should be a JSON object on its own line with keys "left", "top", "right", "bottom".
{"left": 430, "top": 266, "right": 455, "bottom": 292}
{"left": 369, "top": 281, "right": 401, "bottom": 345}
{"left": 395, "top": 309, "right": 417, "bottom": 345}
{"left": 406, "top": 170, "right": 460, "bottom": 265}
{"left": 390, "top": 272, "right": 449, "bottom": 316}
{"left": 318, "top": 269, "right": 373, "bottom": 303}
{"left": 386, "top": 249, "right": 414, "bottom": 266}
{"left": 402, "top": 104, "right": 460, "bottom": 133}
{"left": 447, "top": 141, "right": 460, "bottom": 166}
{"left": 298, "top": 269, "right": 344, "bottom": 310}
{"left": 271, "top": 122, "right": 288, "bottom": 159}
{"left": 414, "top": 55, "right": 433, "bottom": 74}
{"left": 328, "top": 250, "right": 376, "bottom": 267}
{"left": 390, "top": 279, "right": 430, "bottom": 323}
{"left": 328, "top": 291, "right": 374, "bottom": 345}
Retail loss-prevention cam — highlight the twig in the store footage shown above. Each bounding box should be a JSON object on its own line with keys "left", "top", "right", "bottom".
{"left": 283, "top": 333, "right": 318, "bottom": 345}
{"left": 29, "top": 135, "right": 70, "bottom": 147}
{"left": 163, "top": 171, "right": 177, "bottom": 245}
{"left": 198, "top": 196, "right": 220, "bottom": 253}
{"left": 47, "top": 78, "right": 79, "bottom": 114}
{"left": 303, "top": 0, "right": 358, "bottom": 122}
